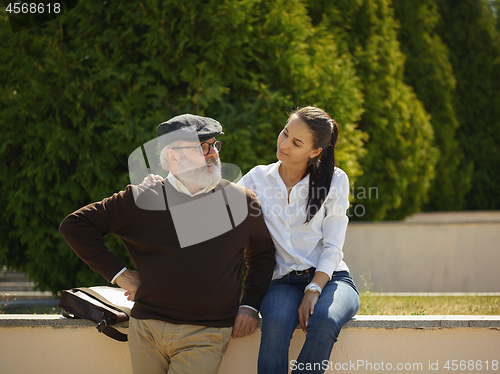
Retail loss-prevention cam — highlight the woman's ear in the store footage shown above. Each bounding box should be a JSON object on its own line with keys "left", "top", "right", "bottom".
{"left": 310, "top": 147, "right": 322, "bottom": 159}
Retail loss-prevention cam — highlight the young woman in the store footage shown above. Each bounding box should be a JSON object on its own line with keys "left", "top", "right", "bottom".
{"left": 238, "top": 107, "right": 359, "bottom": 374}
{"left": 142, "top": 106, "right": 359, "bottom": 374}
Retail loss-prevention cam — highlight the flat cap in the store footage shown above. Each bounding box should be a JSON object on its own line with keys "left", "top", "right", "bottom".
{"left": 157, "top": 114, "right": 224, "bottom": 148}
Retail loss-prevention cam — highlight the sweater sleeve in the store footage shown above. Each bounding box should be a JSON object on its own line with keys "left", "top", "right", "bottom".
{"left": 240, "top": 190, "right": 276, "bottom": 311}
{"left": 59, "top": 185, "right": 137, "bottom": 283}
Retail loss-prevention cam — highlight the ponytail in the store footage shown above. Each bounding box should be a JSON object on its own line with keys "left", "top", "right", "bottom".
{"left": 291, "top": 107, "right": 338, "bottom": 223}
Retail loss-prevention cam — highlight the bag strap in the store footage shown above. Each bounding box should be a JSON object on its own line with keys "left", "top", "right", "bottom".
{"left": 96, "top": 311, "right": 128, "bottom": 342}
{"left": 62, "top": 308, "right": 128, "bottom": 342}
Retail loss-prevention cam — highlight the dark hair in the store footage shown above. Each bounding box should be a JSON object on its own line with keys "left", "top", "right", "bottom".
{"left": 290, "top": 107, "right": 339, "bottom": 223}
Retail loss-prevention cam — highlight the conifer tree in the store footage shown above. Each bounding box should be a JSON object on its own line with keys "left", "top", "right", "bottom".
{"left": 308, "top": 0, "right": 438, "bottom": 220}
{"left": 490, "top": 0, "right": 500, "bottom": 29}
{"left": 434, "top": 0, "right": 500, "bottom": 210}
{"left": 0, "top": 0, "right": 365, "bottom": 291}
{"left": 392, "top": 0, "right": 472, "bottom": 211}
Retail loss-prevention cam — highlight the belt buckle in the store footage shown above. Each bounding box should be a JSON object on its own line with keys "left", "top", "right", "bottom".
{"left": 295, "top": 269, "right": 309, "bottom": 276}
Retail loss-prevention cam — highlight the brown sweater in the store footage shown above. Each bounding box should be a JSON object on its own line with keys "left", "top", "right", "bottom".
{"left": 59, "top": 179, "right": 276, "bottom": 327}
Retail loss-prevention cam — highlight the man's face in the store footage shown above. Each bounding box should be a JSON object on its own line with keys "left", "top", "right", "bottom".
{"left": 176, "top": 138, "right": 222, "bottom": 189}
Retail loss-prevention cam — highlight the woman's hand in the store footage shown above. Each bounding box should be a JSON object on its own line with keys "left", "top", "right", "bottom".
{"left": 298, "top": 290, "right": 320, "bottom": 334}
{"left": 297, "top": 270, "right": 330, "bottom": 334}
{"left": 140, "top": 174, "right": 164, "bottom": 187}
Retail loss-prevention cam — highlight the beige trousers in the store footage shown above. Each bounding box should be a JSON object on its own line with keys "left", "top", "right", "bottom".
{"left": 128, "top": 317, "right": 232, "bottom": 374}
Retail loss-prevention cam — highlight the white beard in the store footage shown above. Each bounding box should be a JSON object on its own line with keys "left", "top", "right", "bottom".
{"left": 177, "top": 155, "right": 222, "bottom": 191}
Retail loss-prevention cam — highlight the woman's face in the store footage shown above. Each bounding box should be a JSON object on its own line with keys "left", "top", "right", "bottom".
{"left": 276, "top": 115, "right": 322, "bottom": 166}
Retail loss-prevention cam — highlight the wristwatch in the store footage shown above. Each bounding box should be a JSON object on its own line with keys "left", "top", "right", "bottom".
{"left": 304, "top": 282, "right": 322, "bottom": 295}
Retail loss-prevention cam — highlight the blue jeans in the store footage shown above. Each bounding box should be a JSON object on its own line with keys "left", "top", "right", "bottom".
{"left": 258, "top": 270, "right": 359, "bottom": 374}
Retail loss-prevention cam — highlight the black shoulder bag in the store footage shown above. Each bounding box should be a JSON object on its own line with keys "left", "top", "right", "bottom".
{"left": 59, "top": 286, "right": 134, "bottom": 342}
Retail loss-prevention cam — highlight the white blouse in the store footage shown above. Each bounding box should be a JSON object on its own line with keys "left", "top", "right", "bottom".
{"left": 238, "top": 161, "right": 350, "bottom": 280}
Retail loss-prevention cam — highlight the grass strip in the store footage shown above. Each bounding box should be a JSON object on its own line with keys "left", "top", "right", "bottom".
{"left": 358, "top": 294, "right": 500, "bottom": 315}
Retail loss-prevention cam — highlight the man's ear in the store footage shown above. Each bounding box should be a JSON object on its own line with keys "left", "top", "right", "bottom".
{"left": 166, "top": 148, "right": 180, "bottom": 166}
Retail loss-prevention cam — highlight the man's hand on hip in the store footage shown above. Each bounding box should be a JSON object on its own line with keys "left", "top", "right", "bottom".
{"left": 115, "top": 270, "right": 141, "bottom": 301}
{"left": 231, "top": 307, "right": 259, "bottom": 338}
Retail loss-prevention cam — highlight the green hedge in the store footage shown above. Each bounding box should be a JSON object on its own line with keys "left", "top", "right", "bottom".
{"left": 0, "top": 0, "right": 365, "bottom": 292}
{"left": 393, "top": 0, "right": 472, "bottom": 212}
{"left": 434, "top": 0, "right": 500, "bottom": 210}
{"left": 308, "top": 0, "right": 438, "bottom": 220}
{"left": 1, "top": 0, "right": 499, "bottom": 292}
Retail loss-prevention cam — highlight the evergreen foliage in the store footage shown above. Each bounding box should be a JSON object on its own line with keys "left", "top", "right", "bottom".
{"left": 392, "top": 0, "right": 472, "bottom": 211}
{"left": 434, "top": 0, "right": 500, "bottom": 210}
{"left": 2, "top": 0, "right": 499, "bottom": 292}
{"left": 308, "top": 0, "right": 439, "bottom": 220}
{"left": 0, "top": 0, "right": 365, "bottom": 292}
{"left": 490, "top": 0, "right": 500, "bottom": 30}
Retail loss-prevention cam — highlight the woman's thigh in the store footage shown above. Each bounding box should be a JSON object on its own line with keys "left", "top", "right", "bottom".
{"left": 260, "top": 282, "right": 305, "bottom": 341}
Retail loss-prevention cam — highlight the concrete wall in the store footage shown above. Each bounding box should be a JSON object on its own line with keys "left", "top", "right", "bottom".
{"left": 343, "top": 211, "right": 500, "bottom": 292}
{"left": 1, "top": 315, "right": 499, "bottom": 374}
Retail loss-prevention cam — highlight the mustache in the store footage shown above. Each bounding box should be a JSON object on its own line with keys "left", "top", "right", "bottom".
{"left": 205, "top": 157, "right": 220, "bottom": 167}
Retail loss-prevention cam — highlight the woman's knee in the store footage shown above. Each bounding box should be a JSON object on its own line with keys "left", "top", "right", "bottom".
{"left": 308, "top": 300, "right": 357, "bottom": 341}
{"left": 309, "top": 314, "right": 344, "bottom": 340}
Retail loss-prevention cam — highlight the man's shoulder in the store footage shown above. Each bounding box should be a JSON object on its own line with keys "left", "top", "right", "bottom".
{"left": 127, "top": 181, "right": 170, "bottom": 211}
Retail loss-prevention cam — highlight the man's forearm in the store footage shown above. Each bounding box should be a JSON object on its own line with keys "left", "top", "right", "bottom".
{"left": 241, "top": 244, "right": 276, "bottom": 310}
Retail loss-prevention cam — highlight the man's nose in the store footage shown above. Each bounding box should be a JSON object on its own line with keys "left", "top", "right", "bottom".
{"left": 205, "top": 145, "right": 219, "bottom": 158}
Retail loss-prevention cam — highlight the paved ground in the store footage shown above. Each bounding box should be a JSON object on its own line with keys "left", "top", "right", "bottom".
{"left": 1, "top": 266, "right": 58, "bottom": 309}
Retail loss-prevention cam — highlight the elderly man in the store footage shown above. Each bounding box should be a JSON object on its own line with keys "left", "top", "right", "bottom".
{"left": 59, "top": 114, "right": 276, "bottom": 374}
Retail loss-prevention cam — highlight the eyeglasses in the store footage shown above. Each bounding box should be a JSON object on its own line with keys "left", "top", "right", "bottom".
{"left": 170, "top": 140, "right": 223, "bottom": 156}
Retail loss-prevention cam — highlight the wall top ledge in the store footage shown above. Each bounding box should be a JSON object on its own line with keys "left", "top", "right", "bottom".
{"left": 1, "top": 315, "right": 499, "bottom": 329}
{"left": 349, "top": 211, "right": 500, "bottom": 226}
{"left": 348, "top": 315, "right": 500, "bottom": 328}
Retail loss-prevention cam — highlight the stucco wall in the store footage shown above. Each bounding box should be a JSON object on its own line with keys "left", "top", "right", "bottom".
{"left": 1, "top": 315, "right": 498, "bottom": 374}
{"left": 342, "top": 211, "right": 500, "bottom": 292}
